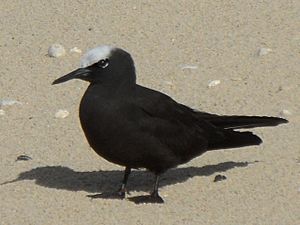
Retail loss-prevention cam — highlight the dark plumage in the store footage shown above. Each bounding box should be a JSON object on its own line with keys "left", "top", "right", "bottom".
{"left": 52, "top": 45, "right": 288, "bottom": 203}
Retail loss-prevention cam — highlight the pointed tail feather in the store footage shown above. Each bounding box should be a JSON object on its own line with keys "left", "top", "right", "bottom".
{"left": 208, "top": 130, "right": 262, "bottom": 150}
{"left": 198, "top": 114, "right": 288, "bottom": 129}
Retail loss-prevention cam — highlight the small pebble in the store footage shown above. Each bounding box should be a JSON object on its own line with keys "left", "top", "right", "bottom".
{"left": 180, "top": 65, "right": 198, "bottom": 70}
{"left": 214, "top": 174, "right": 227, "bottom": 182}
{"left": 0, "top": 99, "right": 21, "bottom": 107}
{"left": 70, "top": 47, "right": 82, "bottom": 54}
{"left": 208, "top": 80, "right": 221, "bottom": 88}
{"left": 277, "top": 85, "right": 295, "bottom": 91}
{"left": 16, "top": 155, "right": 32, "bottom": 161}
{"left": 258, "top": 47, "right": 272, "bottom": 56}
{"left": 280, "top": 109, "right": 292, "bottom": 117}
{"left": 230, "top": 77, "right": 243, "bottom": 81}
{"left": 163, "top": 81, "right": 176, "bottom": 90}
{"left": 48, "top": 44, "right": 66, "bottom": 58}
{"left": 0, "top": 109, "right": 5, "bottom": 115}
{"left": 55, "top": 109, "right": 69, "bottom": 118}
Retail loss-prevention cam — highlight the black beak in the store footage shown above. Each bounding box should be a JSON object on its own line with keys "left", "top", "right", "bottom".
{"left": 52, "top": 68, "right": 91, "bottom": 85}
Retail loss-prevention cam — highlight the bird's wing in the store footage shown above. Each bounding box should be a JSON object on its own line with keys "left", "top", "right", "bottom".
{"left": 134, "top": 85, "right": 207, "bottom": 123}
{"left": 132, "top": 85, "right": 262, "bottom": 154}
{"left": 135, "top": 86, "right": 287, "bottom": 130}
{"left": 134, "top": 85, "right": 225, "bottom": 131}
{"left": 131, "top": 105, "right": 211, "bottom": 163}
{"left": 130, "top": 86, "right": 226, "bottom": 162}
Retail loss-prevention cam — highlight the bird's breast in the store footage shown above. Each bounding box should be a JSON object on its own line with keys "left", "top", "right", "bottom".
{"left": 79, "top": 91, "right": 115, "bottom": 140}
{"left": 79, "top": 90, "right": 130, "bottom": 163}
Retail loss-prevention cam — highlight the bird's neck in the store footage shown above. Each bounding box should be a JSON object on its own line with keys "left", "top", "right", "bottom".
{"left": 88, "top": 79, "right": 136, "bottom": 97}
{"left": 91, "top": 69, "right": 136, "bottom": 94}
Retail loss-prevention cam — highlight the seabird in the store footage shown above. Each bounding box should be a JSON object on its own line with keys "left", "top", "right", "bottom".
{"left": 52, "top": 45, "right": 288, "bottom": 203}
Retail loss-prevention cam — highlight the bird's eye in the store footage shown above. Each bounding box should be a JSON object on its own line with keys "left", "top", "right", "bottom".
{"left": 97, "top": 59, "right": 109, "bottom": 68}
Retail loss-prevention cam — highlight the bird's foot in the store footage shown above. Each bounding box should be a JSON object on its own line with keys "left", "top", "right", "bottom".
{"left": 87, "top": 188, "right": 128, "bottom": 200}
{"left": 128, "top": 192, "right": 164, "bottom": 204}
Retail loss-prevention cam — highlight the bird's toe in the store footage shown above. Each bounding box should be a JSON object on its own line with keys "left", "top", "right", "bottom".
{"left": 128, "top": 194, "right": 164, "bottom": 204}
{"left": 87, "top": 191, "right": 126, "bottom": 200}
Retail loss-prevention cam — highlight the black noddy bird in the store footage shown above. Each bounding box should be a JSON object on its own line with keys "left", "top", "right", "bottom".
{"left": 52, "top": 45, "right": 288, "bottom": 203}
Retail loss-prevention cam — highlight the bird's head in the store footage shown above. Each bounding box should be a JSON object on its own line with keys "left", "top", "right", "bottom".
{"left": 52, "top": 45, "right": 136, "bottom": 86}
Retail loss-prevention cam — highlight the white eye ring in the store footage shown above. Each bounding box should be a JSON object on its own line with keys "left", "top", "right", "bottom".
{"left": 97, "top": 59, "right": 109, "bottom": 68}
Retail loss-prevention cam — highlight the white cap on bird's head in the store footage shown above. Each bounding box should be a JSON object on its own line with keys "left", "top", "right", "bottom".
{"left": 80, "top": 45, "right": 115, "bottom": 68}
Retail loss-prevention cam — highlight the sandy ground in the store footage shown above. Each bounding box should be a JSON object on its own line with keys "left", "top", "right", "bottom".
{"left": 1, "top": 1, "right": 299, "bottom": 224}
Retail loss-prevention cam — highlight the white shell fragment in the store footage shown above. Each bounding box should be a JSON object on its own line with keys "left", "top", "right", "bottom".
{"left": 0, "top": 109, "right": 5, "bottom": 116}
{"left": 208, "top": 80, "right": 221, "bottom": 88}
{"left": 70, "top": 47, "right": 82, "bottom": 54}
{"left": 180, "top": 64, "right": 198, "bottom": 70}
{"left": 0, "top": 99, "right": 22, "bottom": 107}
{"left": 258, "top": 48, "right": 272, "bottom": 56}
{"left": 48, "top": 44, "right": 66, "bottom": 58}
{"left": 55, "top": 109, "right": 69, "bottom": 118}
{"left": 280, "top": 109, "right": 292, "bottom": 117}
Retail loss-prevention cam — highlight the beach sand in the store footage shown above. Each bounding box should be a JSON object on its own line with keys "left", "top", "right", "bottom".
{"left": 0, "top": 1, "right": 299, "bottom": 224}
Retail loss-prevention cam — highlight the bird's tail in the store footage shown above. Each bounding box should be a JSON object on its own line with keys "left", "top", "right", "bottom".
{"left": 207, "top": 130, "right": 262, "bottom": 150}
{"left": 201, "top": 115, "right": 288, "bottom": 129}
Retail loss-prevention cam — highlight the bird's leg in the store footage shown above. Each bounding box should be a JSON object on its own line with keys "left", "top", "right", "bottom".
{"left": 87, "top": 167, "right": 131, "bottom": 200}
{"left": 128, "top": 174, "right": 164, "bottom": 204}
{"left": 117, "top": 167, "right": 131, "bottom": 197}
{"left": 150, "top": 174, "right": 164, "bottom": 200}
{"left": 148, "top": 174, "right": 164, "bottom": 203}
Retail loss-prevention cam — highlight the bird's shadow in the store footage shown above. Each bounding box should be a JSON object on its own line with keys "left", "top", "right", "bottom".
{"left": 2, "top": 161, "right": 257, "bottom": 195}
